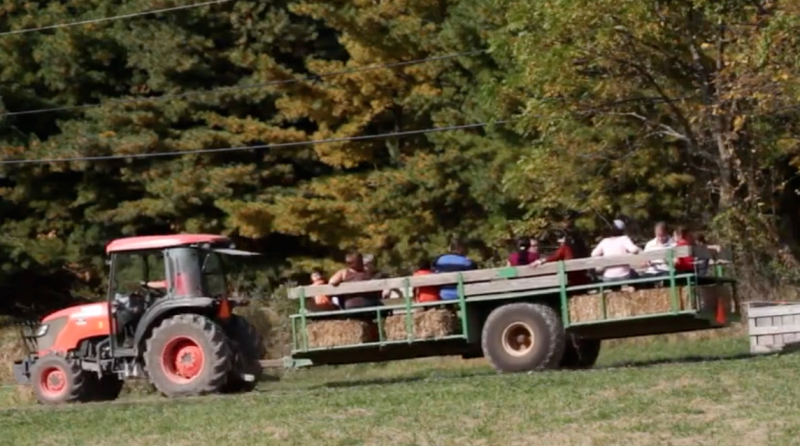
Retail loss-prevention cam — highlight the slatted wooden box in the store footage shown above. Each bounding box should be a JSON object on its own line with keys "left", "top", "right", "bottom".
{"left": 747, "top": 301, "right": 800, "bottom": 354}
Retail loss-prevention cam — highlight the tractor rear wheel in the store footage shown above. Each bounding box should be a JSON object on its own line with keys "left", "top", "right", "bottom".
{"left": 144, "top": 314, "right": 232, "bottom": 398}
{"left": 481, "top": 303, "right": 565, "bottom": 373}
{"left": 30, "top": 354, "right": 93, "bottom": 404}
{"left": 560, "top": 335, "right": 602, "bottom": 369}
{"left": 221, "top": 315, "right": 265, "bottom": 393}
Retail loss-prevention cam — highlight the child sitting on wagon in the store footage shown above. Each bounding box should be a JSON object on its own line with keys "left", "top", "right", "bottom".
{"left": 413, "top": 259, "right": 440, "bottom": 306}
{"left": 308, "top": 269, "right": 339, "bottom": 311}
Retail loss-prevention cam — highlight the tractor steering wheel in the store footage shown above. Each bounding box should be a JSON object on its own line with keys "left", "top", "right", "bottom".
{"left": 138, "top": 281, "right": 167, "bottom": 299}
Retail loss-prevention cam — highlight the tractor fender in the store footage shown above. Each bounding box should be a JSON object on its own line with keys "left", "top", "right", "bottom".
{"left": 132, "top": 297, "right": 216, "bottom": 354}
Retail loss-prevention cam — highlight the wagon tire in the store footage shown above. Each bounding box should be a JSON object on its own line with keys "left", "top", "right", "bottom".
{"left": 481, "top": 303, "right": 565, "bottom": 373}
{"left": 221, "top": 315, "right": 264, "bottom": 393}
{"left": 144, "top": 314, "right": 232, "bottom": 398}
{"left": 560, "top": 335, "right": 602, "bottom": 369}
{"left": 30, "top": 354, "right": 94, "bottom": 404}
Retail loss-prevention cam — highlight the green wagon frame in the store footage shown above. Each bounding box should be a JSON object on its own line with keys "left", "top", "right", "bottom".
{"left": 283, "top": 245, "right": 738, "bottom": 372}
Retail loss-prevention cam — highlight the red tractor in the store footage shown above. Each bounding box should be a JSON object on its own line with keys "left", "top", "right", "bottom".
{"left": 12, "top": 234, "right": 265, "bottom": 404}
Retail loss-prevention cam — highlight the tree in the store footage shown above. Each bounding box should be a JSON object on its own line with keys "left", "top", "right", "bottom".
{"left": 221, "top": 0, "right": 530, "bottom": 273}
{"left": 496, "top": 0, "right": 800, "bottom": 279}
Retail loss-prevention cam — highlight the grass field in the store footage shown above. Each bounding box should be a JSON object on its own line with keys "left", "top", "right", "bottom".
{"left": 1, "top": 332, "right": 799, "bottom": 446}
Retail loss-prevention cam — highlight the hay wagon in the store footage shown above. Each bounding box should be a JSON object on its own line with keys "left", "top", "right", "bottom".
{"left": 282, "top": 246, "right": 739, "bottom": 372}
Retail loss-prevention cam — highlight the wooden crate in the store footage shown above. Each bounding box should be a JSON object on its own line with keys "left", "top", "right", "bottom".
{"left": 747, "top": 301, "right": 800, "bottom": 354}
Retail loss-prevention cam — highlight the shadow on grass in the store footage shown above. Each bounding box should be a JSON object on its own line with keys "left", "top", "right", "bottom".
{"left": 310, "top": 350, "right": 787, "bottom": 391}
{"left": 598, "top": 352, "right": 756, "bottom": 369}
{"left": 312, "top": 369, "right": 499, "bottom": 390}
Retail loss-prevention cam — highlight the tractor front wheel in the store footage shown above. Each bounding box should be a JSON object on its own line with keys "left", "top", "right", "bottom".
{"left": 30, "top": 354, "right": 94, "bottom": 404}
{"left": 144, "top": 314, "right": 232, "bottom": 398}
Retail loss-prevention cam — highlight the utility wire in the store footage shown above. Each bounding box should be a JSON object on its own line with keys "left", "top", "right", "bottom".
{"left": 0, "top": 50, "right": 486, "bottom": 117}
{"left": 0, "top": 120, "right": 510, "bottom": 165}
{"left": 0, "top": 0, "right": 232, "bottom": 37}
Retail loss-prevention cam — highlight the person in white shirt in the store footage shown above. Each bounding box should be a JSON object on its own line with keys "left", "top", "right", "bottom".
{"left": 643, "top": 222, "right": 675, "bottom": 276}
{"left": 591, "top": 219, "right": 642, "bottom": 282}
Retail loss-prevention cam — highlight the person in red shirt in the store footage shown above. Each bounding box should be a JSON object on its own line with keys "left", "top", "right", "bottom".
{"left": 531, "top": 232, "right": 591, "bottom": 286}
{"left": 673, "top": 226, "right": 695, "bottom": 273}
{"left": 412, "top": 259, "right": 440, "bottom": 304}
{"left": 507, "top": 237, "right": 539, "bottom": 266}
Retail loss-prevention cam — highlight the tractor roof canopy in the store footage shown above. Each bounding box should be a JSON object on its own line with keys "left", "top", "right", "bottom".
{"left": 105, "top": 234, "right": 231, "bottom": 254}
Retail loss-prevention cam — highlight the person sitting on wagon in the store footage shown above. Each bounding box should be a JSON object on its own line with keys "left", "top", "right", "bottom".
{"left": 590, "top": 219, "right": 641, "bottom": 282}
{"left": 413, "top": 258, "right": 440, "bottom": 305}
{"left": 307, "top": 269, "right": 339, "bottom": 311}
{"left": 364, "top": 253, "right": 400, "bottom": 299}
{"left": 528, "top": 237, "right": 541, "bottom": 262}
{"left": 433, "top": 238, "right": 477, "bottom": 301}
{"left": 642, "top": 222, "right": 675, "bottom": 277}
{"left": 531, "top": 232, "right": 591, "bottom": 286}
{"left": 507, "top": 237, "right": 538, "bottom": 266}
{"left": 693, "top": 233, "right": 713, "bottom": 276}
{"left": 673, "top": 226, "right": 696, "bottom": 274}
{"left": 329, "top": 252, "right": 381, "bottom": 309}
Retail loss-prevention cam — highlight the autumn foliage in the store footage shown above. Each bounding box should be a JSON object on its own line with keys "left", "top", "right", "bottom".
{"left": 0, "top": 0, "right": 799, "bottom": 315}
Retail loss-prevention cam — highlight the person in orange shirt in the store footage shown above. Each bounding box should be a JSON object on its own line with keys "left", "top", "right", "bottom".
{"left": 309, "top": 269, "right": 339, "bottom": 311}
{"left": 413, "top": 259, "right": 440, "bottom": 304}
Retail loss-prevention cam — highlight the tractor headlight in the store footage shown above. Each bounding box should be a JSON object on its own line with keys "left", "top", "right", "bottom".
{"left": 35, "top": 324, "right": 48, "bottom": 337}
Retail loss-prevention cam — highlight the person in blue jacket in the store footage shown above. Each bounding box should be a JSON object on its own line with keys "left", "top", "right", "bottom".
{"left": 433, "top": 238, "right": 477, "bottom": 300}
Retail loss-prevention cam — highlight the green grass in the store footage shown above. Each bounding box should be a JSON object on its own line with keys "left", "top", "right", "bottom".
{"left": 0, "top": 335, "right": 798, "bottom": 446}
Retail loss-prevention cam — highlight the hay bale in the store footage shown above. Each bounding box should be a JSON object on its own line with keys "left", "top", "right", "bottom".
{"left": 384, "top": 309, "right": 459, "bottom": 341}
{"left": 569, "top": 287, "right": 691, "bottom": 323}
{"left": 9, "top": 385, "right": 35, "bottom": 405}
{"left": 305, "top": 320, "right": 378, "bottom": 348}
{"left": 0, "top": 325, "right": 26, "bottom": 386}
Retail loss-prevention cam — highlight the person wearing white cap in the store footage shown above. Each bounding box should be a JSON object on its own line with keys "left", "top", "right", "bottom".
{"left": 590, "top": 218, "right": 642, "bottom": 282}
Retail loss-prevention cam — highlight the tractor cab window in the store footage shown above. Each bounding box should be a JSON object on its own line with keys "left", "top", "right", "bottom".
{"left": 201, "top": 251, "right": 227, "bottom": 297}
{"left": 163, "top": 248, "right": 230, "bottom": 298}
{"left": 112, "top": 252, "right": 167, "bottom": 296}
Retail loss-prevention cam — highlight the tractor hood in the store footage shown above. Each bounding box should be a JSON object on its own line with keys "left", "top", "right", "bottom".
{"left": 42, "top": 302, "right": 108, "bottom": 323}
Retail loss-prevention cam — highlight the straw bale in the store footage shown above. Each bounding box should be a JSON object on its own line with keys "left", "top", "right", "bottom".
{"left": 9, "top": 385, "right": 35, "bottom": 405}
{"left": 305, "top": 320, "right": 378, "bottom": 348}
{"left": 569, "top": 287, "right": 691, "bottom": 323}
{"left": 384, "top": 309, "right": 459, "bottom": 341}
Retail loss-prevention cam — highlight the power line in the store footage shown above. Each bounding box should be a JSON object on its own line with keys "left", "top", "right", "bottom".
{"left": 0, "top": 120, "right": 509, "bottom": 165}
{"left": 0, "top": 50, "right": 486, "bottom": 117}
{"left": 0, "top": 0, "right": 232, "bottom": 37}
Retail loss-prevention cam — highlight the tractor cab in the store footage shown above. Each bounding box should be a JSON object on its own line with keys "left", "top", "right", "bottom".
{"left": 106, "top": 234, "right": 257, "bottom": 349}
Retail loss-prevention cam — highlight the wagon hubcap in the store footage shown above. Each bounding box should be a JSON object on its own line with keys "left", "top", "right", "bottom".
{"left": 501, "top": 322, "right": 535, "bottom": 357}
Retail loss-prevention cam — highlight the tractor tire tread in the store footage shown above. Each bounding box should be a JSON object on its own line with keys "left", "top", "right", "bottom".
{"left": 144, "top": 313, "right": 232, "bottom": 398}
{"left": 31, "top": 353, "right": 93, "bottom": 405}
